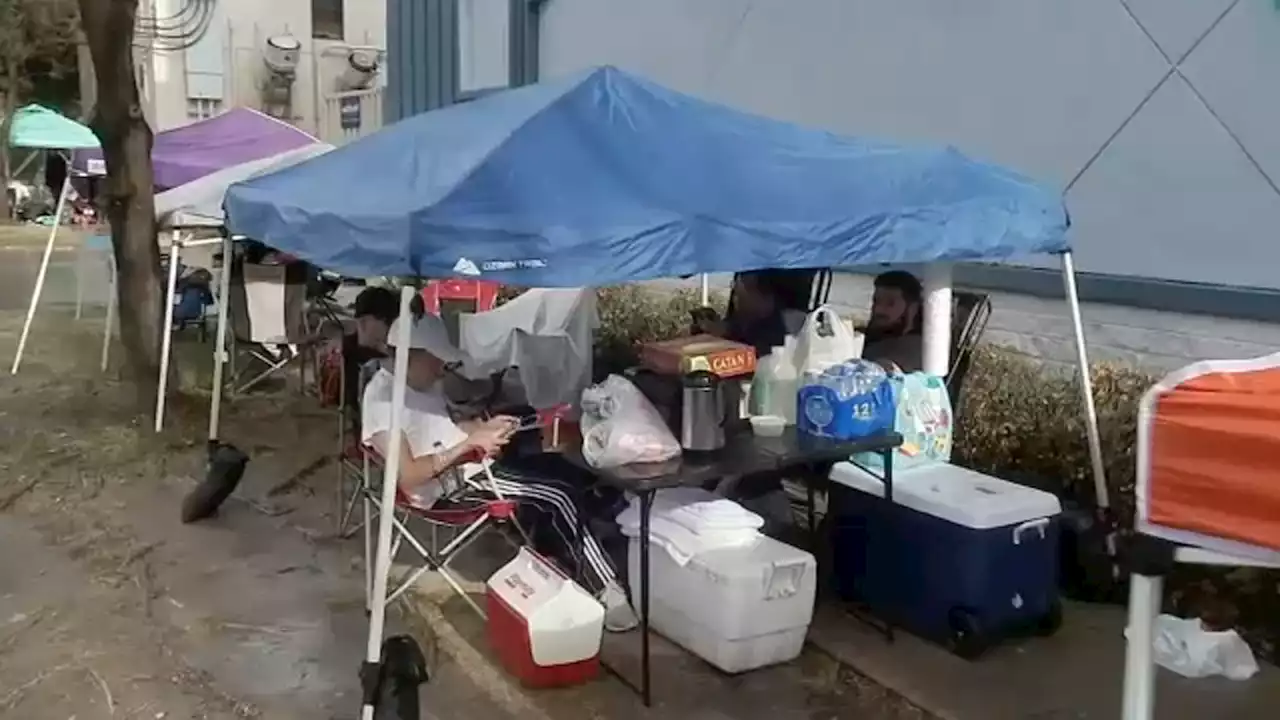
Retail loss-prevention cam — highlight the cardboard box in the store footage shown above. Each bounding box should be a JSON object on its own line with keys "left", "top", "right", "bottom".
{"left": 639, "top": 335, "right": 757, "bottom": 378}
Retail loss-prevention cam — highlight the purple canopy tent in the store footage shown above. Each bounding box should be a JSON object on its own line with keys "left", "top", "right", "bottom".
{"left": 73, "top": 108, "right": 316, "bottom": 190}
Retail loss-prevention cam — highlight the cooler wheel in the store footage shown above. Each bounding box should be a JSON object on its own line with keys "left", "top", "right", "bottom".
{"left": 946, "top": 608, "right": 991, "bottom": 660}
{"left": 1035, "top": 597, "right": 1064, "bottom": 637}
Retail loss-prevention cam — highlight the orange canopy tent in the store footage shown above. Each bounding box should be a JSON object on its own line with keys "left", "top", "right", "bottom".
{"left": 1123, "top": 354, "right": 1280, "bottom": 719}
{"left": 1137, "top": 355, "right": 1280, "bottom": 561}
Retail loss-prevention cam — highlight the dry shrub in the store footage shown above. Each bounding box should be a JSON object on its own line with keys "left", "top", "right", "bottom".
{"left": 593, "top": 285, "right": 727, "bottom": 375}
{"left": 953, "top": 345, "right": 1152, "bottom": 524}
{"left": 596, "top": 286, "right": 1280, "bottom": 664}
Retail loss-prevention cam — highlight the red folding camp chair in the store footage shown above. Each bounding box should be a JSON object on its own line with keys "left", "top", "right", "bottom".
{"left": 347, "top": 443, "right": 531, "bottom": 618}
{"left": 419, "top": 279, "right": 501, "bottom": 314}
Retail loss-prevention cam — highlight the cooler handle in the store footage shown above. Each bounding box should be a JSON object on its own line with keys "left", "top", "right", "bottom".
{"left": 1013, "top": 517, "right": 1050, "bottom": 545}
{"left": 764, "top": 561, "right": 805, "bottom": 600}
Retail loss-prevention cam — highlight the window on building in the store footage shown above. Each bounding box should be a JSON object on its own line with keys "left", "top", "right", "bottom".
{"left": 312, "top": 0, "right": 345, "bottom": 41}
{"left": 187, "top": 98, "right": 223, "bottom": 120}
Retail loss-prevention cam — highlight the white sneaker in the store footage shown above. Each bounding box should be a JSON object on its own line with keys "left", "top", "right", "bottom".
{"left": 600, "top": 584, "right": 639, "bottom": 633}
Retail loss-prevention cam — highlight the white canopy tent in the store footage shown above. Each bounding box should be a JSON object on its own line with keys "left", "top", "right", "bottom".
{"left": 154, "top": 143, "right": 334, "bottom": 229}
{"left": 8, "top": 105, "right": 105, "bottom": 375}
{"left": 152, "top": 142, "right": 335, "bottom": 432}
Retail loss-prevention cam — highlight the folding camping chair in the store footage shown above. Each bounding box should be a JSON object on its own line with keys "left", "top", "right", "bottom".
{"left": 421, "top": 278, "right": 502, "bottom": 346}
{"left": 344, "top": 441, "right": 532, "bottom": 619}
{"left": 224, "top": 253, "right": 320, "bottom": 395}
{"left": 945, "top": 290, "right": 993, "bottom": 412}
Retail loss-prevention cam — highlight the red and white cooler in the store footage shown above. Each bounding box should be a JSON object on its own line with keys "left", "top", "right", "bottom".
{"left": 486, "top": 547, "right": 604, "bottom": 688}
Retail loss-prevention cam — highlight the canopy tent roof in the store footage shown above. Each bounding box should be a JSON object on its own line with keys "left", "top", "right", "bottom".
{"left": 1137, "top": 354, "right": 1280, "bottom": 565}
{"left": 155, "top": 142, "right": 334, "bottom": 229}
{"left": 75, "top": 107, "right": 317, "bottom": 189}
{"left": 225, "top": 66, "right": 1069, "bottom": 286}
{"left": 7, "top": 105, "right": 100, "bottom": 150}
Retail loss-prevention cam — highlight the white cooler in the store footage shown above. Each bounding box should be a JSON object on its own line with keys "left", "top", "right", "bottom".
{"left": 486, "top": 547, "right": 604, "bottom": 688}
{"left": 628, "top": 534, "right": 816, "bottom": 673}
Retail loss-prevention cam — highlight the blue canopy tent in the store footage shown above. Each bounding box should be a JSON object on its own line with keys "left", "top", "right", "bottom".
{"left": 217, "top": 66, "right": 1106, "bottom": 720}
{"left": 224, "top": 66, "right": 1067, "bottom": 284}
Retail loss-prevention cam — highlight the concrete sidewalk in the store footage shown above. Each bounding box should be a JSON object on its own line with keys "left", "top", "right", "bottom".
{"left": 809, "top": 599, "right": 1280, "bottom": 720}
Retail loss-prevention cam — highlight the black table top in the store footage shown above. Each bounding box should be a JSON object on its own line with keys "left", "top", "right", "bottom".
{"left": 564, "top": 423, "right": 902, "bottom": 493}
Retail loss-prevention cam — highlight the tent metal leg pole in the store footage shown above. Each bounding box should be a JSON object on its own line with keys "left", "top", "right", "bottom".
{"left": 361, "top": 286, "right": 415, "bottom": 720}
{"left": 74, "top": 243, "right": 86, "bottom": 320}
{"left": 700, "top": 273, "right": 710, "bottom": 306}
{"left": 101, "top": 256, "right": 116, "bottom": 372}
{"left": 11, "top": 176, "right": 71, "bottom": 375}
{"left": 155, "top": 235, "right": 183, "bottom": 432}
{"left": 1121, "top": 573, "right": 1162, "bottom": 720}
{"left": 208, "top": 234, "right": 234, "bottom": 442}
{"left": 922, "top": 264, "right": 953, "bottom": 377}
{"left": 363, "top": 453, "right": 374, "bottom": 611}
{"left": 12, "top": 150, "right": 38, "bottom": 178}
{"left": 1060, "top": 252, "right": 1109, "bottom": 510}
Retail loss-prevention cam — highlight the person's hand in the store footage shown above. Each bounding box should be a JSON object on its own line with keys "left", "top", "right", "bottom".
{"left": 690, "top": 307, "right": 722, "bottom": 335}
{"left": 483, "top": 415, "right": 520, "bottom": 438}
{"left": 467, "top": 426, "right": 511, "bottom": 458}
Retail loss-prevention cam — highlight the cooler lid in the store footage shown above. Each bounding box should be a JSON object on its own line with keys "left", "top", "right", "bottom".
{"left": 829, "top": 461, "right": 1061, "bottom": 530}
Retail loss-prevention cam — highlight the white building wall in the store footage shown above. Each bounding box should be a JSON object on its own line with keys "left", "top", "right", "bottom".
{"left": 458, "top": 0, "right": 510, "bottom": 93}
{"left": 457, "top": 0, "right": 1280, "bottom": 370}
{"left": 135, "top": 0, "right": 386, "bottom": 139}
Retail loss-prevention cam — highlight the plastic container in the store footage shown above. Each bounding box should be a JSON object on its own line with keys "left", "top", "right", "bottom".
{"left": 486, "top": 548, "right": 603, "bottom": 687}
{"left": 797, "top": 360, "right": 896, "bottom": 440}
{"left": 768, "top": 338, "right": 799, "bottom": 424}
{"left": 749, "top": 415, "right": 786, "bottom": 437}
{"left": 628, "top": 534, "right": 816, "bottom": 673}
{"left": 827, "top": 462, "right": 1063, "bottom": 659}
{"left": 748, "top": 352, "right": 779, "bottom": 417}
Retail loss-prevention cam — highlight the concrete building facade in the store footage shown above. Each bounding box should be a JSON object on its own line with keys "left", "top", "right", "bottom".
{"left": 80, "top": 0, "right": 388, "bottom": 143}
{"left": 427, "top": 0, "right": 1280, "bottom": 370}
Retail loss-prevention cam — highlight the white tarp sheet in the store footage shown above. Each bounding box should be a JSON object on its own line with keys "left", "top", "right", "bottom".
{"left": 457, "top": 288, "right": 597, "bottom": 410}
{"left": 154, "top": 142, "right": 334, "bottom": 228}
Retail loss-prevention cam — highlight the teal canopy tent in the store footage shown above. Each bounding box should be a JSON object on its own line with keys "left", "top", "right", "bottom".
{"left": 7, "top": 105, "right": 106, "bottom": 375}
{"left": 7, "top": 104, "right": 101, "bottom": 150}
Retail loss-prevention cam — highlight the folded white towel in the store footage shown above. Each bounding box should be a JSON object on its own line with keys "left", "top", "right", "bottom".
{"left": 620, "top": 516, "right": 759, "bottom": 566}
{"left": 615, "top": 488, "right": 714, "bottom": 529}
{"left": 615, "top": 488, "right": 764, "bottom": 566}
{"left": 621, "top": 517, "right": 699, "bottom": 565}
{"left": 667, "top": 499, "right": 765, "bottom": 533}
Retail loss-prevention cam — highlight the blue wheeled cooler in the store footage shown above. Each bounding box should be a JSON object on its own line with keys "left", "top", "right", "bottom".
{"left": 828, "top": 461, "right": 1063, "bottom": 659}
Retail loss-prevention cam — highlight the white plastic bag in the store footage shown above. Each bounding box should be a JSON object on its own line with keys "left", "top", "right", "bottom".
{"left": 579, "top": 375, "right": 681, "bottom": 469}
{"left": 794, "top": 306, "right": 864, "bottom": 374}
{"left": 1140, "top": 615, "right": 1259, "bottom": 680}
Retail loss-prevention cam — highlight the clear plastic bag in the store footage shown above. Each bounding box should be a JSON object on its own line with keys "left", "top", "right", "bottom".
{"left": 795, "top": 306, "right": 864, "bottom": 373}
{"left": 1147, "top": 615, "right": 1259, "bottom": 681}
{"left": 580, "top": 375, "right": 682, "bottom": 469}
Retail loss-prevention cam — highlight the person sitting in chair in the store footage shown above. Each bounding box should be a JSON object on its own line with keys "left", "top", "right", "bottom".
{"left": 862, "top": 270, "right": 924, "bottom": 374}
{"left": 362, "top": 311, "right": 639, "bottom": 632}
{"left": 341, "top": 286, "right": 401, "bottom": 410}
{"left": 690, "top": 271, "right": 789, "bottom": 358}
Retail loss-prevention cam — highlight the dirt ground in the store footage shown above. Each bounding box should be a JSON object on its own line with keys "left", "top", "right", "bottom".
{"left": 0, "top": 222, "right": 929, "bottom": 719}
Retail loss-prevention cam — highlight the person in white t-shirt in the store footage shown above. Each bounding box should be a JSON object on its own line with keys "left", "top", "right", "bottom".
{"left": 362, "top": 311, "right": 638, "bottom": 632}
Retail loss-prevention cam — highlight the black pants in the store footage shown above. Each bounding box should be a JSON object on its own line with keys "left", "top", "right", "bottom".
{"left": 477, "top": 452, "right": 626, "bottom": 594}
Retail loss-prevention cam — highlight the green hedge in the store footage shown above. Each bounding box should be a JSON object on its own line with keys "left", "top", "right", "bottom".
{"left": 591, "top": 284, "right": 1279, "bottom": 664}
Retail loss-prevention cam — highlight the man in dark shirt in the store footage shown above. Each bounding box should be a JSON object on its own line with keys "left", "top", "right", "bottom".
{"left": 690, "top": 272, "right": 788, "bottom": 358}
{"left": 343, "top": 286, "right": 400, "bottom": 409}
{"left": 862, "top": 270, "right": 925, "bottom": 373}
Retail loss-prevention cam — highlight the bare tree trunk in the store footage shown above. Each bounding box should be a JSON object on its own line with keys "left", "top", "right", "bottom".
{"left": 0, "top": 69, "right": 15, "bottom": 221}
{"left": 77, "top": 0, "right": 163, "bottom": 389}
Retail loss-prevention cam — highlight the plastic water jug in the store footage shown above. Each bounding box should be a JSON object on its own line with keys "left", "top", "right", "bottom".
{"left": 750, "top": 338, "right": 799, "bottom": 424}
{"left": 749, "top": 351, "right": 781, "bottom": 417}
